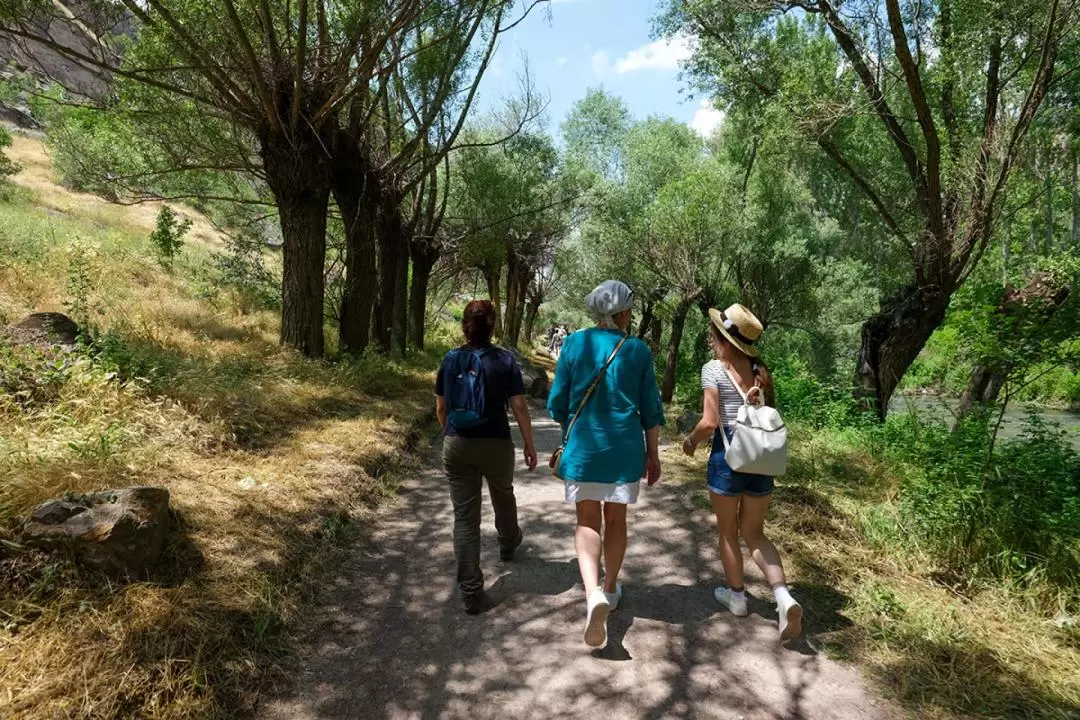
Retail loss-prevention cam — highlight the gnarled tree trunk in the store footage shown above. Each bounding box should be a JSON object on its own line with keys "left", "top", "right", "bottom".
{"left": 660, "top": 298, "right": 693, "bottom": 403}
{"left": 262, "top": 131, "right": 334, "bottom": 358}
{"left": 522, "top": 299, "right": 540, "bottom": 347}
{"left": 332, "top": 138, "right": 378, "bottom": 355}
{"left": 408, "top": 239, "right": 439, "bottom": 351}
{"left": 855, "top": 282, "right": 953, "bottom": 420}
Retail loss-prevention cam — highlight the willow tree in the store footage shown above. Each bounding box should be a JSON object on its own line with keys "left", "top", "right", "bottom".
{"left": 0, "top": 0, "right": 446, "bottom": 357}
{"left": 334, "top": 1, "right": 544, "bottom": 355}
{"left": 663, "top": 0, "right": 1080, "bottom": 417}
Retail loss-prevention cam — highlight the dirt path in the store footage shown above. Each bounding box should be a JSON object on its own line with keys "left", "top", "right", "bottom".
{"left": 260, "top": 418, "right": 898, "bottom": 720}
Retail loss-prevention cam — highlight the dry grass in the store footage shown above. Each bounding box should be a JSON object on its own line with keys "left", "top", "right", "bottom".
{"left": 5, "top": 133, "right": 222, "bottom": 253}
{"left": 0, "top": 138, "right": 439, "bottom": 718}
{"left": 661, "top": 423, "right": 1080, "bottom": 719}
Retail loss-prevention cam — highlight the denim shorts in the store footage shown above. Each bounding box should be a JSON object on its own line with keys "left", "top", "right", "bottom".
{"left": 706, "top": 428, "right": 774, "bottom": 497}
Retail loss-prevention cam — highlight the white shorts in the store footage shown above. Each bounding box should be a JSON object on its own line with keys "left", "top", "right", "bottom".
{"left": 564, "top": 480, "right": 640, "bottom": 505}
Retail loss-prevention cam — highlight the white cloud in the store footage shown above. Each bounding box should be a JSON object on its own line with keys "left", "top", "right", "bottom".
{"left": 690, "top": 99, "right": 725, "bottom": 137}
{"left": 555, "top": 56, "right": 569, "bottom": 68}
{"left": 613, "top": 35, "right": 694, "bottom": 74}
{"left": 591, "top": 50, "right": 611, "bottom": 78}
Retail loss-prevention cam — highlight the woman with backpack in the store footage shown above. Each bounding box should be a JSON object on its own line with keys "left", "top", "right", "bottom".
{"left": 435, "top": 300, "right": 538, "bottom": 614}
{"left": 547, "top": 280, "right": 664, "bottom": 648}
{"left": 681, "top": 303, "right": 802, "bottom": 641}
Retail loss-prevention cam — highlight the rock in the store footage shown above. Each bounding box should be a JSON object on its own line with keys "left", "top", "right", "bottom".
{"left": 21, "top": 487, "right": 170, "bottom": 579}
{"left": 676, "top": 411, "right": 701, "bottom": 434}
{"left": 6, "top": 312, "right": 82, "bottom": 349}
{"left": 504, "top": 346, "right": 549, "bottom": 399}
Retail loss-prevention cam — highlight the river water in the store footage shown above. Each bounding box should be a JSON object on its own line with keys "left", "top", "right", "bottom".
{"left": 888, "top": 395, "right": 1080, "bottom": 450}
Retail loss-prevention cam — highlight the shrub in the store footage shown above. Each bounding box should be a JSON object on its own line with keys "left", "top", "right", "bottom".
{"left": 0, "top": 126, "right": 20, "bottom": 185}
{"left": 148, "top": 206, "right": 192, "bottom": 268}
{"left": 895, "top": 411, "right": 1080, "bottom": 593}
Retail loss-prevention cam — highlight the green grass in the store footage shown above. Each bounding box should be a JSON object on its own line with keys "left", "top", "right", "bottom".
{"left": 662, "top": 420, "right": 1080, "bottom": 720}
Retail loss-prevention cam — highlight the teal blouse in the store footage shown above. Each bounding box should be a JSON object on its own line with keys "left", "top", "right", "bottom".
{"left": 547, "top": 328, "right": 665, "bottom": 485}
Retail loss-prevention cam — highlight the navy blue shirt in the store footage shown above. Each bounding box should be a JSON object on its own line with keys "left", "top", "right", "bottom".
{"left": 435, "top": 345, "right": 525, "bottom": 439}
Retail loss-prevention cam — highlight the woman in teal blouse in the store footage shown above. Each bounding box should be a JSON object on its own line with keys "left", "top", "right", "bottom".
{"left": 547, "top": 280, "right": 664, "bottom": 648}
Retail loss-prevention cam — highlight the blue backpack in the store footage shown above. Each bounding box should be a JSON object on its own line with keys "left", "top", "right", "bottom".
{"left": 445, "top": 348, "right": 492, "bottom": 429}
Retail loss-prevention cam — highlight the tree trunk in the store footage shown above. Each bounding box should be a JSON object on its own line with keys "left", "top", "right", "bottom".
{"left": 504, "top": 254, "right": 521, "bottom": 346}
{"left": 956, "top": 270, "right": 1072, "bottom": 422}
{"left": 374, "top": 192, "right": 406, "bottom": 353}
{"left": 854, "top": 282, "right": 953, "bottom": 420}
{"left": 408, "top": 240, "right": 438, "bottom": 351}
{"left": 523, "top": 299, "right": 540, "bottom": 347}
{"left": 332, "top": 141, "right": 378, "bottom": 355}
{"left": 637, "top": 300, "right": 654, "bottom": 338}
{"left": 392, "top": 232, "right": 409, "bottom": 355}
{"left": 660, "top": 298, "right": 692, "bottom": 403}
{"left": 1072, "top": 149, "right": 1078, "bottom": 247}
{"left": 262, "top": 135, "right": 333, "bottom": 358}
{"left": 957, "top": 363, "right": 1006, "bottom": 419}
{"left": 484, "top": 267, "right": 503, "bottom": 339}
{"left": 1046, "top": 151, "right": 1054, "bottom": 253}
{"left": 649, "top": 316, "right": 663, "bottom": 359}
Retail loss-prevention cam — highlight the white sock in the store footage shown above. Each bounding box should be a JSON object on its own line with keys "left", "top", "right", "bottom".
{"left": 731, "top": 589, "right": 746, "bottom": 602}
{"left": 774, "top": 584, "right": 794, "bottom": 606}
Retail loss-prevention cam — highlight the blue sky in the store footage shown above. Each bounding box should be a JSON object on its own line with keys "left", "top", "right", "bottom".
{"left": 474, "top": 0, "right": 725, "bottom": 141}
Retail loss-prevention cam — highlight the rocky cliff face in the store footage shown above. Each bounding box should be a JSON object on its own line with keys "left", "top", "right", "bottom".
{"left": 0, "top": 1, "right": 132, "bottom": 126}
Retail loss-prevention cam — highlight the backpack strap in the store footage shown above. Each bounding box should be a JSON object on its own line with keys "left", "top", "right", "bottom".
{"left": 717, "top": 363, "right": 761, "bottom": 452}
{"left": 561, "top": 334, "right": 629, "bottom": 445}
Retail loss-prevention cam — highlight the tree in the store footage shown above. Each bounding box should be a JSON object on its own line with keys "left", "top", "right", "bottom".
{"left": 663, "top": 0, "right": 1080, "bottom": 418}
{"left": 0, "top": 0, "right": 541, "bottom": 358}
{"left": 448, "top": 128, "right": 570, "bottom": 347}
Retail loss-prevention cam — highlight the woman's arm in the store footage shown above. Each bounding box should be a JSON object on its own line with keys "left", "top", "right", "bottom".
{"left": 435, "top": 394, "right": 447, "bottom": 429}
{"left": 645, "top": 425, "right": 662, "bottom": 486}
{"left": 683, "top": 388, "right": 720, "bottom": 456}
{"left": 510, "top": 395, "right": 538, "bottom": 470}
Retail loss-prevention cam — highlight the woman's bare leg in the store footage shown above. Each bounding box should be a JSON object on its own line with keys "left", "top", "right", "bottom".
{"left": 575, "top": 501, "right": 603, "bottom": 596}
{"left": 709, "top": 492, "right": 744, "bottom": 588}
{"left": 738, "top": 494, "right": 787, "bottom": 586}
{"left": 601, "top": 502, "right": 627, "bottom": 593}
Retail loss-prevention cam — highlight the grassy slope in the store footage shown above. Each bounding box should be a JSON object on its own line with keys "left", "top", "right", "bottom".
{"left": 0, "top": 135, "right": 439, "bottom": 718}
{"left": 660, "top": 421, "right": 1080, "bottom": 720}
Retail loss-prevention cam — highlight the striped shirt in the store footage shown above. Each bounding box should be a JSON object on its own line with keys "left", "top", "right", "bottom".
{"left": 701, "top": 360, "right": 758, "bottom": 428}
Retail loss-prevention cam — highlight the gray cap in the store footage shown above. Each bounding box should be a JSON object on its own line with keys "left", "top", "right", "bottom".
{"left": 585, "top": 280, "right": 634, "bottom": 325}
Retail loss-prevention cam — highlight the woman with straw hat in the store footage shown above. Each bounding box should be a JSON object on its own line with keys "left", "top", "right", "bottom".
{"left": 548, "top": 280, "right": 664, "bottom": 648}
{"left": 681, "top": 303, "right": 802, "bottom": 642}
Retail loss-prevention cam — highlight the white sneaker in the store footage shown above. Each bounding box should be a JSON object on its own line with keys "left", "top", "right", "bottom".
{"left": 584, "top": 588, "right": 610, "bottom": 647}
{"left": 714, "top": 586, "right": 748, "bottom": 616}
{"left": 778, "top": 597, "right": 803, "bottom": 641}
{"left": 603, "top": 584, "right": 623, "bottom": 611}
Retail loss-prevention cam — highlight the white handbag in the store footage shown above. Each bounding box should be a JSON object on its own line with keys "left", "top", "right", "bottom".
{"left": 719, "top": 366, "right": 788, "bottom": 476}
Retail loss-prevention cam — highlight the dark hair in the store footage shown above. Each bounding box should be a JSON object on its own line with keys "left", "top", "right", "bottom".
{"left": 462, "top": 300, "right": 496, "bottom": 346}
{"left": 709, "top": 324, "right": 775, "bottom": 407}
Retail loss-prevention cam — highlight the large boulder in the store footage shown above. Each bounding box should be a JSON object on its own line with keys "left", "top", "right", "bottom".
{"left": 6, "top": 312, "right": 82, "bottom": 349}
{"left": 504, "top": 346, "right": 549, "bottom": 399}
{"left": 21, "top": 487, "right": 170, "bottom": 579}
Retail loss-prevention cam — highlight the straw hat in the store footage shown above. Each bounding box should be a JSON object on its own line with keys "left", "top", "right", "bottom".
{"left": 708, "top": 303, "right": 763, "bottom": 357}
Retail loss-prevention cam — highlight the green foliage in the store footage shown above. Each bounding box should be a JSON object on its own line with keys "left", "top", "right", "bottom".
{"left": 0, "top": 125, "right": 19, "bottom": 186}
{"left": 64, "top": 243, "right": 97, "bottom": 331}
{"left": 771, "top": 356, "right": 869, "bottom": 429}
{"left": 148, "top": 206, "right": 192, "bottom": 269}
{"left": 888, "top": 411, "right": 1080, "bottom": 591}
{"left": 194, "top": 232, "right": 281, "bottom": 315}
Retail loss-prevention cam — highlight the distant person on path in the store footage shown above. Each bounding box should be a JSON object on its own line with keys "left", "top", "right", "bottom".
{"left": 548, "top": 280, "right": 664, "bottom": 647}
{"left": 681, "top": 304, "right": 802, "bottom": 641}
{"left": 435, "top": 300, "right": 538, "bottom": 614}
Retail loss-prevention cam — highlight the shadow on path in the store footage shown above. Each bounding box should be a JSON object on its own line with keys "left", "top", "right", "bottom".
{"left": 259, "top": 420, "right": 897, "bottom": 720}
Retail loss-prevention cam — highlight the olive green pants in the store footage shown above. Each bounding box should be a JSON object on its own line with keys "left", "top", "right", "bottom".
{"left": 442, "top": 436, "right": 520, "bottom": 598}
